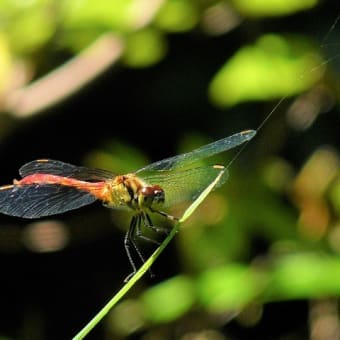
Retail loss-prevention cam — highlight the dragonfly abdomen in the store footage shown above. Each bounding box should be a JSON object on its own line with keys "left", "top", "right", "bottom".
{"left": 0, "top": 174, "right": 106, "bottom": 218}
{"left": 14, "top": 174, "right": 108, "bottom": 199}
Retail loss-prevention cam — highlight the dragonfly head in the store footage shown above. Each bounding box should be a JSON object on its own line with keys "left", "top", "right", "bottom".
{"left": 138, "top": 185, "right": 165, "bottom": 209}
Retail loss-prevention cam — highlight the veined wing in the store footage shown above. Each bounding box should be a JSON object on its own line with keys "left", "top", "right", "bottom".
{"left": 136, "top": 130, "right": 256, "bottom": 173}
{"left": 0, "top": 184, "right": 97, "bottom": 218}
{"left": 141, "top": 165, "right": 228, "bottom": 208}
{"left": 19, "top": 159, "right": 115, "bottom": 181}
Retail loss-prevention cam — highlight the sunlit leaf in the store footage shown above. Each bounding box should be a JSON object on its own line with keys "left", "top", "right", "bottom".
{"left": 141, "top": 276, "right": 195, "bottom": 323}
{"left": 231, "top": 0, "right": 318, "bottom": 17}
{"left": 1, "top": 0, "right": 56, "bottom": 54}
{"left": 266, "top": 254, "right": 340, "bottom": 299}
{"left": 155, "top": 0, "right": 199, "bottom": 32}
{"left": 0, "top": 33, "right": 12, "bottom": 94}
{"left": 123, "top": 28, "right": 167, "bottom": 67}
{"left": 197, "top": 264, "right": 265, "bottom": 311}
{"left": 61, "top": 0, "right": 135, "bottom": 32}
{"left": 209, "top": 34, "right": 323, "bottom": 107}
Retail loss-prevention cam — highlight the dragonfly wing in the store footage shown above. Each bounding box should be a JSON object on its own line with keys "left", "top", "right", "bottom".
{"left": 0, "top": 184, "right": 97, "bottom": 218}
{"left": 141, "top": 166, "right": 228, "bottom": 208}
{"left": 19, "top": 159, "right": 115, "bottom": 181}
{"left": 136, "top": 130, "right": 256, "bottom": 172}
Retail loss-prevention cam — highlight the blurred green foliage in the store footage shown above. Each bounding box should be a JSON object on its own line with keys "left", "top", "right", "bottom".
{"left": 154, "top": 0, "right": 199, "bottom": 32}
{"left": 0, "top": 0, "right": 339, "bottom": 339}
{"left": 141, "top": 275, "right": 196, "bottom": 322}
{"left": 209, "top": 34, "right": 323, "bottom": 106}
{"left": 231, "top": 0, "right": 318, "bottom": 17}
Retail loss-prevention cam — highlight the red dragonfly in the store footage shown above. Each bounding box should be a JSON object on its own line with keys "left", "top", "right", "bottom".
{"left": 0, "top": 130, "right": 255, "bottom": 277}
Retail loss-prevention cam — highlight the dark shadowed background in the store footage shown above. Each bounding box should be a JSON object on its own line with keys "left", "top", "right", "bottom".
{"left": 0, "top": 1, "right": 340, "bottom": 339}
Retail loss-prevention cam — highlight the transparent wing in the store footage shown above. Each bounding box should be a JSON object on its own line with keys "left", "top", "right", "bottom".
{"left": 141, "top": 166, "right": 228, "bottom": 208}
{"left": 0, "top": 184, "right": 97, "bottom": 218}
{"left": 136, "top": 130, "right": 256, "bottom": 172}
{"left": 19, "top": 159, "right": 115, "bottom": 181}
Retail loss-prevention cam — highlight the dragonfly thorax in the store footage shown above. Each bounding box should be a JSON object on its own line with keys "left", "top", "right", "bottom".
{"left": 105, "top": 174, "right": 164, "bottom": 212}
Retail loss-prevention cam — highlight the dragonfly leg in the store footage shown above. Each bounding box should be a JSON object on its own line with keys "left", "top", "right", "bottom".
{"left": 124, "top": 209, "right": 177, "bottom": 281}
{"left": 149, "top": 208, "right": 179, "bottom": 222}
{"left": 124, "top": 214, "right": 155, "bottom": 282}
{"left": 141, "top": 212, "right": 170, "bottom": 235}
{"left": 124, "top": 215, "right": 138, "bottom": 281}
{"left": 133, "top": 212, "right": 164, "bottom": 244}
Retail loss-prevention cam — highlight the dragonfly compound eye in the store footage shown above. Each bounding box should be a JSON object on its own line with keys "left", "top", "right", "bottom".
{"left": 139, "top": 185, "right": 165, "bottom": 208}
{"left": 151, "top": 185, "right": 165, "bottom": 204}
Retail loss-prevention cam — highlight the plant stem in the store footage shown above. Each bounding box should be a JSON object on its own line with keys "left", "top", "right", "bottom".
{"left": 72, "top": 167, "right": 226, "bottom": 339}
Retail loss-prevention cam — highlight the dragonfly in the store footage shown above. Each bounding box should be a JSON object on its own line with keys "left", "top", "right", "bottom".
{"left": 0, "top": 129, "right": 256, "bottom": 278}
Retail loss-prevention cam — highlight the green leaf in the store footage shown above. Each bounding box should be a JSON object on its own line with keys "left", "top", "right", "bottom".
{"left": 266, "top": 254, "right": 340, "bottom": 300}
{"left": 123, "top": 29, "right": 167, "bottom": 67}
{"left": 209, "top": 34, "right": 323, "bottom": 107}
{"left": 197, "top": 264, "right": 265, "bottom": 311}
{"left": 231, "top": 0, "right": 318, "bottom": 17}
{"left": 141, "top": 276, "right": 195, "bottom": 323}
{"left": 155, "top": 0, "right": 199, "bottom": 32}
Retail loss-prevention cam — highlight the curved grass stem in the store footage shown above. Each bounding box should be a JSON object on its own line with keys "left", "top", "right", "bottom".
{"left": 72, "top": 168, "right": 226, "bottom": 340}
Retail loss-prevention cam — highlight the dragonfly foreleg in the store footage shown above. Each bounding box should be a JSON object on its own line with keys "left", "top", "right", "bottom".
{"left": 124, "top": 215, "right": 138, "bottom": 281}
{"left": 124, "top": 214, "right": 155, "bottom": 282}
{"left": 141, "top": 211, "right": 171, "bottom": 235}
{"left": 149, "top": 208, "right": 179, "bottom": 222}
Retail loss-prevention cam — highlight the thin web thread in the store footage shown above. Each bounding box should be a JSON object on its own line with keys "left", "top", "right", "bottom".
{"left": 226, "top": 13, "right": 340, "bottom": 171}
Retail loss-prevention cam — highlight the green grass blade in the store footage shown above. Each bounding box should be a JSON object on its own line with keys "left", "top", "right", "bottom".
{"left": 180, "top": 166, "right": 226, "bottom": 222}
{"left": 72, "top": 167, "right": 226, "bottom": 340}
